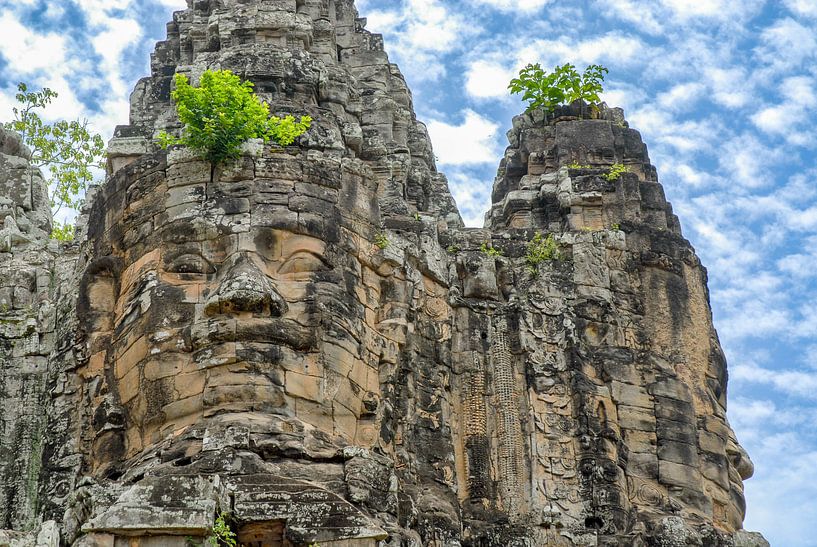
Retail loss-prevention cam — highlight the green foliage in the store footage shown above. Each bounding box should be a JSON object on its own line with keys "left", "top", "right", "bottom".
{"left": 187, "top": 513, "right": 237, "bottom": 547}
{"left": 508, "top": 63, "right": 608, "bottom": 112}
{"left": 158, "top": 70, "right": 312, "bottom": 165}
{"left": 611, "top": 223, "right": 621, "bottom": 231}
{"left": 446, "top": 244, "right": 460, "bottom": 254}
{"left": 603, "top": 163, "right": 629, "bottom": 182}
{"left": 5, "top": 82, "right": 106, "bottom": 241}
{"left": 268, "top": 114, "right": 313, "bottom": 147}
{"left": 50, "top": 220, "right": 76, "bottom": 242}
{"left": 414, "top": 212, "right": 422, "bottom": 221}
{"left": 567, "top": 161, "right": 591, "bottom": 169}
{"left": 480, "top": 242, "right": 503, "bottom": 257}
{"left": 525, "top": 232, "right": 560, "bottom": 275}
{"left": 209, "top": 513, "right": 237, "bottom": 547}
{"left": 375, "top": 233, "right": 390, "bottom": 249}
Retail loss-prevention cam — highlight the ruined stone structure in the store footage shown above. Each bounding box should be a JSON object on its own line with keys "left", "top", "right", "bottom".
{"left": 0, "top": 0, "right": 770, "bottom": 546}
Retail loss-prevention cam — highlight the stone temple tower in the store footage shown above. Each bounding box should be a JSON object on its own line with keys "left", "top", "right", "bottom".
{"left": 0, "top": 1, "right": 769, "bottom": 546}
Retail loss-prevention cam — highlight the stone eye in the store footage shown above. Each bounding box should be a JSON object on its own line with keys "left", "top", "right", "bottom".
{"left": 165, "top": 253, "right": 215, "bottom": 275}
{"left": 277, "top": 251, "right": 328, "bottom": 276}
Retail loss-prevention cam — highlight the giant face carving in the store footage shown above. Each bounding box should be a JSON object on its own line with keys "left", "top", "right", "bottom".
{"left": 84, "top": 148, "right": 395, "bottom": 466}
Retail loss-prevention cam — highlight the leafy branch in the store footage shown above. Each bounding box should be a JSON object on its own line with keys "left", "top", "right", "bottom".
{"left": 508, "top": 63, "right": 608, "bottom": 113}
{"left": 5, "top": 83, "right": 106, "bottom": 240}
{"left": 158, "top": 70, "right": 312, "bottom": 166}
{"left": 186, "top": 512, "right": 238, "bottom": 547}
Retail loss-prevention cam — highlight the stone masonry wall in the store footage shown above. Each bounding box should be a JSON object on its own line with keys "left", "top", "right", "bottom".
{"left": 0, "top": 1, "right": 770, "bottom": 546}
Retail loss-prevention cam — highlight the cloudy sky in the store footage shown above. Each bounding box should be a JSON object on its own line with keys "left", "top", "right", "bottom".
{"left": 1, "top": 0, "right": 815, "bottom": 544}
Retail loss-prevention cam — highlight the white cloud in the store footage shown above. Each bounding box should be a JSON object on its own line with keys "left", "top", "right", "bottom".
{"left": 595, "top": 0, "right": 663, "bottom": 35}
{"left": 660, "top": 0, "right": 764, "bottom": 21}
{"left": 752, "top": 76, "right": 817, "bottom": 142}
{"left": 75, "top": 0, "right": 136, "bottom": 25}
{"left": 732, "top": 363, "right": 817, "bottom": 398}
{"left": 660, "top": 0, "right": 726, "bottom": 18}
{"left": 447, "top": 171, "right": 491, "bottom": 227}
{"left": 366, "top": 0, "right": 476, "bottom": 83}
{"left": 756, "top": 18, "right": 817, "bottom": 72}
{"left": 601, "top": 84, "right": 646, "bottom": 111}
{"left": 92, "top": 18, "right": 143, "bottom": 97}
{"left": 468, "top": 0, "right": 552, "bottom": 11}
{"left": 777, "top": 240, "right": 817, "bottom": 280}
{"left": 0, "top": 13, "right": 68, "bottom": 74}
{"left": 718, "top": 134, "right": 783, "bottom": 189}
{"left": 365, "top": 10, "right": 401, "bottom": 33}
{"left": 656, "top": 82, "right": 706, "bottom": 111}
{"left": 729, "top": 398, "right": 777, "bottom": 429}
{"left": 781, "top": 76, "right": 817, "bottom": 106}
{"left": 704, "top": 67, "right": 754, "bottom": 109}
{"left": 464, "top": 61, "right": 516, "bottom": 99}
{"left": 629, "top": 106, "right": 721, "bottom": 154}
{"left": 752, "top": 105, "right": 794, "bottom": 135}
{"left": 426, "top": 109, "right": 501, "bottom": 166}
{"left": 518, "top": 33, "right": 647, "bottom": 70}
{"left": 402, "top": 0, "right": 463, "bottom": 52}
{"left": 784, "top": 0, "right": 817, "bottom": 18}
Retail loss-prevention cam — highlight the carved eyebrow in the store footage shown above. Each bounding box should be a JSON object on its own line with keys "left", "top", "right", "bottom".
{"left": 279, "top": 237, "right": 327, "bottom": 260}
{"left": 162, "top": 244, "right": 205, "bottom": 263}
{"left": 277, "top": 250, "right": 330, "bottom": 274}
{"left": 162, "top": 245, "right": 215, "bottom": 274}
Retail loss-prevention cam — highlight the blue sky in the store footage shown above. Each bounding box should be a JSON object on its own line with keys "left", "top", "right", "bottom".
{"left": 0, "top": 0, "right": 815, "bottom": 544}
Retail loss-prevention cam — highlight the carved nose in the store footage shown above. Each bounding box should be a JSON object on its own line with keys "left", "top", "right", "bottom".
{"left": 204, "top": 254, "right": 287, "bottom": 317}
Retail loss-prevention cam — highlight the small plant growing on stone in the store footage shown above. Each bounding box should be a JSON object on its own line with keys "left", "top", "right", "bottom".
{"left": 414, "top": 212, "right": 422, "bottom": 221}
{"left": 186, "top": 512, "right": 237, "bottom": 547}
{"left": 611, "top": 223, "right": 621, "bottom": 231}
{"left": 5, "top": 82, "right": 106, "bottom": 241}
{"left": 567, "top": 161, "right": 591, "bottom": 169}
{"left": 446, "top": 244, "right": 460, "bottom": 254}
{"left": 603, "top": 163, "right": 629, "bottom": 182}
{"left": 158, "top": 69, "right": 312, "bottom": 165}
{"left": 375, "top": 233, "right": 390, "bottom": 249}
{"left": 51, "top": 222, "right": 76, "bottom": 242}
{"left": 480, "top": 242, "right": 503, "bottom": 257}
{"left": 525, "top": 232, "right": 560, "bottom": 275}
{"left": 210, "top": 513, "right": 237, "bottom": 547}
{"left": 508, "top": 63, "right": 608, "bottom": 113}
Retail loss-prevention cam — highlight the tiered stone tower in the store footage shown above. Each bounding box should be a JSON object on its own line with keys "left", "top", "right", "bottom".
{"left": 0, "top": 1, "right": 768, "bottom": 546}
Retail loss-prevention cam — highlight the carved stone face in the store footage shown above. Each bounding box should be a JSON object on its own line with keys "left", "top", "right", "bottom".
{"left": 85, "top": 150, "right": 389, "bottom": 464}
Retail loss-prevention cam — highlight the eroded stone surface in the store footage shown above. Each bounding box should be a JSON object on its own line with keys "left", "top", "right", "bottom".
{"left": 0, "top": 1, "right": 770, "bottom": 546}
{"left": 0, "top": 127, "right": 74, "bottom": 533}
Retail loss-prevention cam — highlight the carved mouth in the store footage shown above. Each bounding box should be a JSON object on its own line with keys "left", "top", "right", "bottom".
{"left": 191, "top": 317, "right": 316, "bottom": 352}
